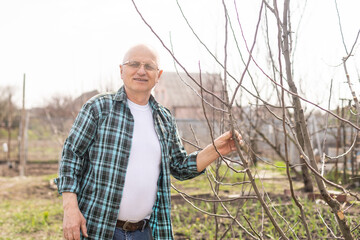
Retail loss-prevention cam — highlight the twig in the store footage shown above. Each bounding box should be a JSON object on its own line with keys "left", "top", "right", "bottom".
{"left": 230, "top": 0, "right": 264, "bottom": 107}
{"left": 325, "top": 134, "right": 357, "bottom": 160}
{"left": 317, "top": 209, "right": 342, "bottom": 239}
{"left": 171, "top": 184, "right": 257, "bottom": 203}
{"left": 171, "top": 186, "right": 233, "bottom": 218}
{"left": 236, "top": 0, "right": 360, "bottom": 132}
{"left": 205, "top": 170, "right": 259, "bottom": 239}
{"left": 275, "top": 0, "right": 312, "bottom": 238}
{"left": 175, "top": 0, "right": 240, "bottom": 85}
{"left": 344, "top": 29, "right": 360, "bottom": 62}
{"left": 207, "top": 168, "right": 250, "bottom": 186}
{"left": 243, "top": 215, "right": 263, "bottom": 240}
{"left": 334, "top": 0, "right": 349, "bottom": 55}
{"left": 131, "top": 0, "right": 228, "bottom": 107}
{"left": 168, "top": 35, "right": 228, "bottom": 113}
{"left": 189, "top": 124, "right": 200, "bottom": 146}
{"left": 180, "top": 137, "right": 245, "bottom": 168}
{"left": 351, "top": 223, "right": 360, "bottom": 232}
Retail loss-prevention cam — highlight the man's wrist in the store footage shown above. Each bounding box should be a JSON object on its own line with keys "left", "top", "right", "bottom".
{"left": 62, "top": 192, "right": 79, "bottom": 210}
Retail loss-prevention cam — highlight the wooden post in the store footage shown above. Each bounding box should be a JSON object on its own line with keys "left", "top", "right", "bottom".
{"left": 19, "top": 74, "right": 26, "bottom": 177}
{"left": 349, "top": 100, "right": 355, "bottom": 178}
{"left": 357, "top": 132, "right": 360, "bottom": 181}
{"left": 335, "top": 106, "right": 340, "bottom": 181}
{"left": 340, "top": 99, "right": 347, "bottom": 184}
{"left": 7, "top": 93, "right": 12, "bottom": 168}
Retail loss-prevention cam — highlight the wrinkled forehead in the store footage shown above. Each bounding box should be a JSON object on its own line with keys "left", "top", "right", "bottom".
{"left": 123, "top": 45, "right": 159, "bottom": 64}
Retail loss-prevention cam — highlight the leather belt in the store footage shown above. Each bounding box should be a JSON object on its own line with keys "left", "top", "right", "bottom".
{"left": 116, "top": 219, "right": 149, "bottom": 232}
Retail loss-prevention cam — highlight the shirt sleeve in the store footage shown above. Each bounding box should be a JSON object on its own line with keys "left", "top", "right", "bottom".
{"left": 54, "top": 102, "right": 98, "bottom": 194}
{"left": 169, "top": 117, "right": 205, "bottom": 180}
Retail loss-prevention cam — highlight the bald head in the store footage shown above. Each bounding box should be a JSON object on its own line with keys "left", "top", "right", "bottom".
{"left": 120, "top": 44, "right": 163, "bottom": 105}
{"left": 123, "top": 44, "right": 160, "bottom": 66}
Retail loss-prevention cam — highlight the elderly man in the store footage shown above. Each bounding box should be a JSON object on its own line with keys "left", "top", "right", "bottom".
{"left": 55, "top": 44, "right": 242, "bottom": 240}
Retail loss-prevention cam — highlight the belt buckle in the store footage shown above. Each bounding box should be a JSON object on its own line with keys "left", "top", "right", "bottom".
{"left": 121, "top": 220, "right": 147, "bottom": 232}
{"left": 140, "top": 219, "right": 147, "bottom": 231}
{"left": 122, "top": 221, "right": 133, "bottom": 231}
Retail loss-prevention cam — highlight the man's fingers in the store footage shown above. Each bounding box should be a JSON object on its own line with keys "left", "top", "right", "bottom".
{"left": 234, "top": 130, "right": 241, "bottom": 140}
{"left": 231, "top": 130, "right": 244, "bottom": 146}
{"left": 64, "top": 229, "right": 75, "bottom": 240}
{"left": 224, "top": 131, "right": 232, "bottom": 140}
{"left": 62, "top": 202, "right": 85, "bottom": 239}
{"left": 72, "top": 227, "right": 81, "bottom": 240}
{"left": 63, "top": 225, "right": 72, "bottom": 240}
{"left": 80, "top": 220, "right": 88, "bottom": 237}
{"left": 63, "top": 224, "right": 81, "bottom": 240}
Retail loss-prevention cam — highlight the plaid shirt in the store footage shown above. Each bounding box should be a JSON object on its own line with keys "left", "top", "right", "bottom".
{"left": 55, "top": 86, "right": 203, "bottom": 240}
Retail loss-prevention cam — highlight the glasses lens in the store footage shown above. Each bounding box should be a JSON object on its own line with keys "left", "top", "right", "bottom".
{"left": 128, "top": 61, "right": 141, "bottom": 68}
{"left": 144, "top": 64, "right": 156, "bottom": 71}
{"left": 125, "top": 61, "right": 158, "bottom": 71}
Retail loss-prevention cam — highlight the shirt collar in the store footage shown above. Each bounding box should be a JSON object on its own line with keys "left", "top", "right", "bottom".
{"left": 114, "top": 86, "right": 160, "bottom": 112}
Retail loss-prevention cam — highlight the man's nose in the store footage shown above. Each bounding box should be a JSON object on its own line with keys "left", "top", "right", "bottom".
{"left": 136, "top": 65, "right": 146, "bottom": 75}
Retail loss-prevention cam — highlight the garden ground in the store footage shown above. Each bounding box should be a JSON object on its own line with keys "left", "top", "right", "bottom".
{"left": 0, "top": 163, "right": 359, "bottom": 239}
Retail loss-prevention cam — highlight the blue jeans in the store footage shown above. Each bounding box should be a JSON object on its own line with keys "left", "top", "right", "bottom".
{"left": 112, "top": 226, "right": 153, "bottom": 240}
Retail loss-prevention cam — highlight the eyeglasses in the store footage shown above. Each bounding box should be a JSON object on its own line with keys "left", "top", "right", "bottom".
{"left": 122, "top": 61, "right": 159, "bottom": 72}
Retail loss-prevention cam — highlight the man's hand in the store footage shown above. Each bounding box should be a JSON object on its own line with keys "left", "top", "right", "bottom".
{"left": 196, "top": 130, "right": 243, "bottom": 172}
{"left": 62, "top": 192, "right": 88, "bottom": 240}
{"left": 212, "top": 130, "right": 243, "bottom": 156}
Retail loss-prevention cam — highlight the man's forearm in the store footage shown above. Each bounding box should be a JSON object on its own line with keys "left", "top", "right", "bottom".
{"left": 62, "top": 192, "right": 79, "bottom": 210}
{"left": 196, "top": 144, "right": 220, "bottom": 172}
{"left": 195, "top": 131, "right": 242, "bottom": 172}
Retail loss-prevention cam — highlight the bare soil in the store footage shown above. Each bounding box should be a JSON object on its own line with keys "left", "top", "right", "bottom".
{"left": 0, "top": 162, "right": 58, "bottom": 177}
{"left": 0, "top": 167, "right": 58, "bottom": 201}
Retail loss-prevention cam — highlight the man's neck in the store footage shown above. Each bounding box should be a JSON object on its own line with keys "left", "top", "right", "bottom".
{"left": 125, "top": 89, "right": 150, "bottom": 105}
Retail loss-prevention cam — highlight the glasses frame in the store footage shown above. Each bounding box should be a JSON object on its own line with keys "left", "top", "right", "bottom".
{"left": 122, "top": 60, "right": 159, "bottom": 72}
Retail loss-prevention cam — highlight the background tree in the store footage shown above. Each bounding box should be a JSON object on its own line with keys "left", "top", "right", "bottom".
{"left": 132, "top": 0, "right": 360, "bottom": 239}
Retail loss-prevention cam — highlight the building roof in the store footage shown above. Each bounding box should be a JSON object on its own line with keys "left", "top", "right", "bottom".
{"left": 154, "top": 71, "right": 223, "bottom": 110}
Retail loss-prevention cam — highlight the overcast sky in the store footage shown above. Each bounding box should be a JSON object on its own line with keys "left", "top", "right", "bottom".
{"left": 0, "top": 0, "right": 359, "bottom": 108}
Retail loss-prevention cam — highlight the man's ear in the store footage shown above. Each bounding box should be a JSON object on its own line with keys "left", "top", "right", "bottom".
{"left": 156, "top": 70, "right": 163, "bottom": 83}
{"left": 120, "top": 64, "right": 123, "bottom": 78}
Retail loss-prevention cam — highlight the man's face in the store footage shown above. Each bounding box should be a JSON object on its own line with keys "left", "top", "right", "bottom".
{"left": 120, "top": 47, "right": 162, "bottom": 100}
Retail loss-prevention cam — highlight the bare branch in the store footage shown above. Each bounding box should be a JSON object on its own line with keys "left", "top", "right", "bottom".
{"left": 334, "top": 0, "right": 349, "bottom": 55}
{"left": 131, "top": 0, "right": 228, "bottom": 106}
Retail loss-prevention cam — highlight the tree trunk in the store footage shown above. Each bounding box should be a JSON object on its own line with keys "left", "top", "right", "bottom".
{"left": 294, "top": 115, "right": 314, "bottom": 192}
{"left": 280, "top": 1, "right": 353, "bottom": 238}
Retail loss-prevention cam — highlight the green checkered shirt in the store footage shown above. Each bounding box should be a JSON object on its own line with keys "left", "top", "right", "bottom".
{"left": 55, "top": 86, "right": 203, "bottom": 239}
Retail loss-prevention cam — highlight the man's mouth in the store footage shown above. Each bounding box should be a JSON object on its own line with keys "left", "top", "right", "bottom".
{"left": 133, "top": 78, "right": 148, "bottom": 82}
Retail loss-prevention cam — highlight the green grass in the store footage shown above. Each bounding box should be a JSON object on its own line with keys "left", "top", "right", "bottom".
{"left": 171, "top": 162, "right": 360, "bottom": 239}
{"left": 0, "top": 197, "right": 63, "bottom": 240}
{"left": 1, "top": 166, "right": 360, "bottom": 240}
{"left": 171, "top": 195, "right": 360, "bottom": 239}
{"left": 0, "top": 128, "right": 19, "bottom": 139}
{"left": 261, "top": 160, "right": 288, "bottom": 175}
{"left": 0, "top": 199, "right": 62, "bottom": 236}
{"left": 0, "top": 175, "right": 63, "bottom": 240}
{"left": 172, "top": 162, "right": 292, "bottom": 197}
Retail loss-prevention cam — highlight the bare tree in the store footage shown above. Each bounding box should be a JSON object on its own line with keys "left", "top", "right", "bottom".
{"left": 131, "top": 0, "right": 360, "bottom": 239}
{"left": 0, "top": 86, "right": 19, "bottom": 168}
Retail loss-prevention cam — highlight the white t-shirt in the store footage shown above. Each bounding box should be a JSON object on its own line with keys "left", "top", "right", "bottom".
{"left": 118, "top": 99, "right": 161, "bottom": 221}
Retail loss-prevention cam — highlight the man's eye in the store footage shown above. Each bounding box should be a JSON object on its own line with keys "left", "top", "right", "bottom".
{"left": 129, "top": 62, "right": 140, "bottom": 67}
{"left": 145, "top": 64, "right": 155, "bottom": 71}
